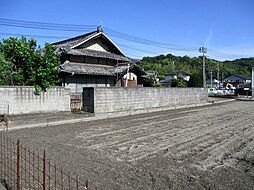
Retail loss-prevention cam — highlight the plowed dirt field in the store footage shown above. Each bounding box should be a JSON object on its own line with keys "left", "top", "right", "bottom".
{"left": 7, "top": 101, "right": 254, "bottom": 190}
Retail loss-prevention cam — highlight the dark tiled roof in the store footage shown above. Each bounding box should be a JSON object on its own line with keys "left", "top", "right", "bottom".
{"left": 60, "top": 61, "right": 147, "bottom": 77}
{"left": 60, "top": 61, "right": 116, "bottom": 76}
{"left": 52, "top": 31, "right": 98, "bottom": 48}
{"left": 60, "top": 61, "right": 134, "bottom": 76}
{"left": 234, "top": 74, "right": 251, "bottom": 80}
{"left": 223, "top": 74, "right": 251, "bottom": 81}
{"left": 114, "top": 65, "right": 129, "bottom": 74}
{"left": 52, "top": 30, "right": 125, "bottom": 56}
{"left": 63, "top": 48, "right": 131, "bottom": 62}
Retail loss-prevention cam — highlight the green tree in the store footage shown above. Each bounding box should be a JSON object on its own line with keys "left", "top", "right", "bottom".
{"left": 171, "top": 78, "right": 187, "bottom": 87}
{"left": 0, "top": 37, "right": 60, "bottom": 91}
{"left": 32, "top": 43, "right": 60, "bottom": 92}
{"left": 0, "top": 53, "right": 15, "bottom": 85}
{"left": 0, "top": 37, "right": 38, "bottom": 85}
{"left": 188, "top": 71, "right": 203, "bottom": 87}
{"left": 138, "top": 53, "right": 254, "bottom": 83}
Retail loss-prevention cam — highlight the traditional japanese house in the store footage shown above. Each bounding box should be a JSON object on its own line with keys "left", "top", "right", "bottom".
{"left": 53, "top": 27, "right": 146, "bottom": 94}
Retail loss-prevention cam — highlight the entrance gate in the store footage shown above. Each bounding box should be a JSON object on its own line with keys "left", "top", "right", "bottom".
{"left": 82, "top": 88, "right": 94, "bottom": 113}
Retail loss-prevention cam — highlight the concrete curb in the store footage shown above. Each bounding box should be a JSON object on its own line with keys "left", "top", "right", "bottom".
{"left": 0, "top": 115, "right": 106, "bottom": 132}
{"left": 236, "top": 98, "right": 254, "bottom": 101}
{"left": 0, "top": 99, "right": 236, "bottom": 132}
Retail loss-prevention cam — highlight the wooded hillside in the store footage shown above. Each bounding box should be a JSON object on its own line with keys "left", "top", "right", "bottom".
{"left": 138, "top": 54, "right": 254, "bottom": 81}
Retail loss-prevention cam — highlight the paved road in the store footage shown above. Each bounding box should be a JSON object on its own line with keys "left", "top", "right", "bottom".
{"left": 5, "top": 101, "right": 254, "bottom": 190}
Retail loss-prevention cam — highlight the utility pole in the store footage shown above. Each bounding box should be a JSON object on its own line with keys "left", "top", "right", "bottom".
{"left": 216, "top": 62, "right": 220, "bottom": 81}
{"left": 172, "top": 61, "right": 175, "bottom": 72}
{"left": 216, "top": 62, "right": 220, "bottom": 88}
{"left": 210, "top": 68, "right": 213, "bottom": 88}
{"left": 199, "top": 47, "right": 207, "bottom": 88}
{"left": 252, "top": 67, "right": 254, "bottom": 100}
{"left": 221, "top": 72, "right": 224, "bottom": 87}
{"left": 125, "top": 63, "right": 130, "bottom": 87}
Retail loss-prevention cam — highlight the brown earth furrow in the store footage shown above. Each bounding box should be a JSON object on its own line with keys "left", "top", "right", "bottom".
{"left": 78, "top": 105, "right": 242, "bottom": 151}
{"left": 4, "top": 101, "right": 254, "bottom": 190}
{"left": 126, "top": 110, "right": 252, "bottom": 161}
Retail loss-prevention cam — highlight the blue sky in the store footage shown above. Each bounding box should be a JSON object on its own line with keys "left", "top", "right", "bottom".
{"left": 0, "top": 0, "right": 253, "bottom": 60}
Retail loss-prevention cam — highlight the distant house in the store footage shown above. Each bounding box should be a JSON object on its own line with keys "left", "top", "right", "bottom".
{"left": 53, "top": 27, "right": 146, "bottom": 94}
{"left": 206, "top": 79, "right": 220, "bottom": 88}
{"left": 142, "top": 70, "right": 159, "bottom": 86}
{"left": 144, "top": 71, "right": 158, "bottom": 81}
{"left": 165, "top": 71, "right": 190, "bottom": 82}
{"left": 160, "top": 71, "right": 190, "bottom": 86}
{"left": 223, "top": 74, "right": 251, "bottom": 87}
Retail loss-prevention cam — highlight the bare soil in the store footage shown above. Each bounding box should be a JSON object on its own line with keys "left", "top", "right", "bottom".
{"left": 6, "top": 101, "right": 254, "bottom": 190}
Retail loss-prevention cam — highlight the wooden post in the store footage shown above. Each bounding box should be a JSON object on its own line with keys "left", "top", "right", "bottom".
{"left": 16, "top": 140, "right": 20, "bottom": 190}
{"left": 42, "top": 151, "right": 46, "bottom": 190}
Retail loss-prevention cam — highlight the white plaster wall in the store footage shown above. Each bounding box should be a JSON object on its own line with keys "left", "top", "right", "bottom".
{"left": 80, "top": 38, "right": 109, "bottom": 52}
{"left": 123, "top": 72, "right": 137, "bottom": 80}
{"left": 86, "top": 43, "right": 108, "bottom": 52}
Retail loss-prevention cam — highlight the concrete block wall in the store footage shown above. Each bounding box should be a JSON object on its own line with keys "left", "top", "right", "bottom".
{"left": 93, "top": 87, "right": 208, "bottom": 114}
{"left": 0, "top": 86, "right": 70, "bottom": 115}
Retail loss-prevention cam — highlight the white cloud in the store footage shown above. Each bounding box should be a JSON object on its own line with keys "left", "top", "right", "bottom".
{"left": 204, "top": 27, "right": 214, "bottom": 46}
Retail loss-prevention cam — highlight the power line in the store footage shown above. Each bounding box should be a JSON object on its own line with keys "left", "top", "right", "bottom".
{"left": 105, "top": 28, "right": 253, "bottom": 59}
{"left": 125, "top": 53, "right": 143, "bottom": 59}
{"left": 0, "top": 17, "right": 97, "bottom": 29}
{"left": 0, "top": 18, "right": 97, "bottom": 32}
{"left": 116, "top": 42, "right": 161, "bottom": 55}
{"left": 0, "top": 31, "right": 243, "bottom": 61}
{"left": 0, "top": 22, "right": 95, "bottom": 32}
{"left": 106, "top": 33, "right": 198, "bottom": 52}
{"left": 209, "top": 48, "right": 252, "bottom": 57}
{"left": 0, "top": 18, "right": 248, "bottom": 59}
{"left": 0, "top": 30, "right": 199, "bottom": 54}
{"left": 108, "top": 33, "right": 198, "bottom": 52}
{"left": 0, "top": 18, "right": 209, "bottom": 53}
{"left": 0, "top": 31, "right": 193, "bottom": 58}
{"left": 105, "top": 27, "right": 198, "bottom": 50}
{"left": 0, "top": 32, "right": 69, "bottom": 39}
